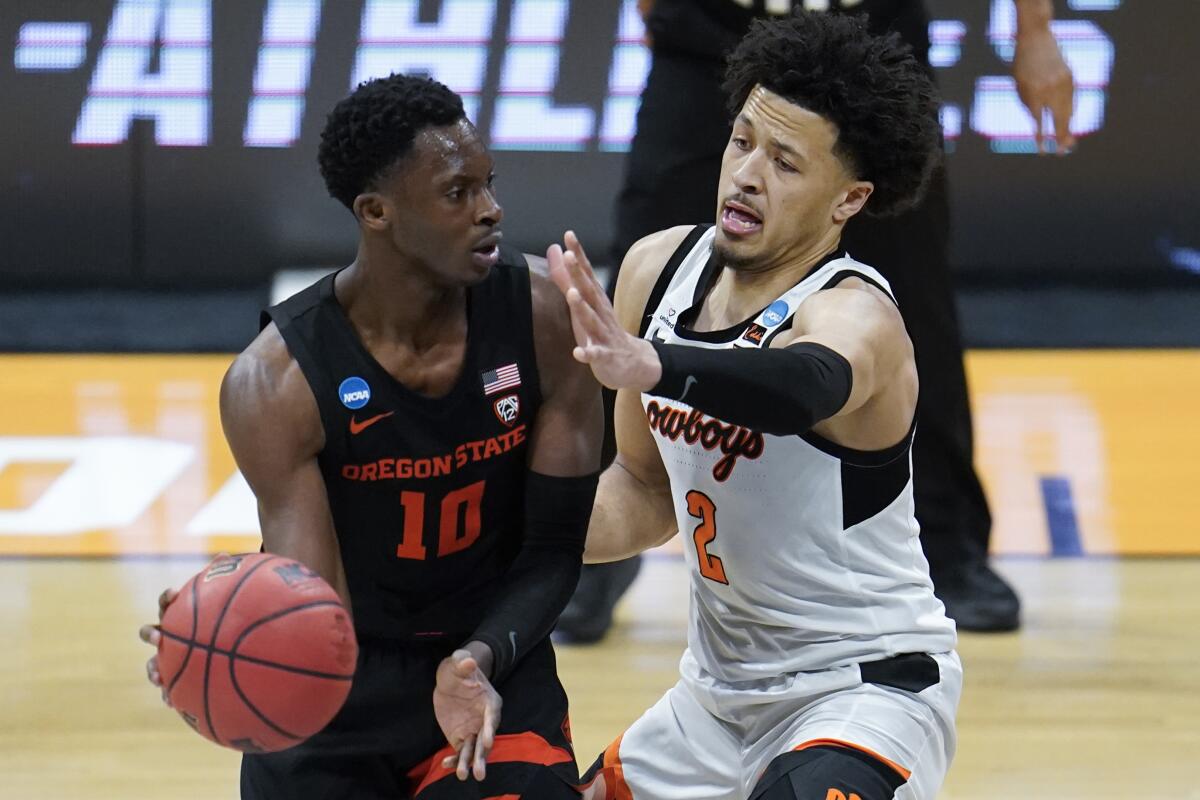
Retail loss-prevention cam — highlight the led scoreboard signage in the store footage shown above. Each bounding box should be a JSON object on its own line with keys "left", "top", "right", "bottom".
{"left": 6, "top": 0, "right": 1198, "bottom": 287}
{"left": 15, "top": 0, "right": 1121, "bottom": 153}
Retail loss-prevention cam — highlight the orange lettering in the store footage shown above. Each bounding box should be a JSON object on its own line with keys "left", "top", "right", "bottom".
{"left": 438, "top": 481, "right": 485, "bottom": 556}
{"left": 432, "top": 455, "right": 452, "bottom": 477}
{"left": 396, "top": 491, "right": 427, "bottom": 559}
{"left": 378, "top": 459, "right": 395, "bottom": 480}
{"left": 414, "top": 458, "right": 432, "bottom": 479}
{"left": 362, "top": 463, "right": 378, "bottom": 481}
{"left": 342, "top": 464, "right": 361, "bottom": 480}
{"left": 825, "top": 791, "right": 847, "bottom": 800}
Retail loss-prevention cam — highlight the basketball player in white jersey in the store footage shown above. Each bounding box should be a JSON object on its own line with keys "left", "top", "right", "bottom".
{"left": 549, "top": 11, "right": 959, "bottom": 800}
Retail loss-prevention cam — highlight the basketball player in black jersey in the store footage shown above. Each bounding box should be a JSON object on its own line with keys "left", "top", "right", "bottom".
{"left": 139, "top": 75, "right": 602, "bottom": 799}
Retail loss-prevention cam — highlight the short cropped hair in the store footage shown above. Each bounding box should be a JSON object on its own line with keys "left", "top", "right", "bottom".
{"left": 723, "top": 11, "right": 941, "bottom": 215}
{"left": 318, "top": 74, "right": 466, "bottom": 210}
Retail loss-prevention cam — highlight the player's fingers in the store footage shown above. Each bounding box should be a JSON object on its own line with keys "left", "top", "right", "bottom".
{"left": 561, "top": 248, "right": 596, "bottom": 306}
{"left": 1033, "top": 105, "right": 1046, "bottom": 154}
{"left": 441, "top": 753, "right": 458, "bottom": 769}
{"left": 157, "top": 588, "right": 178, "bottom": 616}
{"left": 564, "top": 231, "right": 597, "bottom": 281}
{"left": 139, "top": 623, "right": 161, "bottom": 646}
{"left": 452, "top": 654, "right": 478, "bottom": 678}
{"left": 546, "top": 244, "right": 573, "bottom": 296}
{"left": 146, "top": 655, "right": 164, "bottom": 687}
{"left": 566, "top": 288, "right": 611, "bottom": 347}
{"left": 456, "top": 736, "right": 475, "bottom": 781}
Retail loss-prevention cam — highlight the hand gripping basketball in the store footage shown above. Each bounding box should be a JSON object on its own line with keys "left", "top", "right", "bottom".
{"left": 141, "top": 553, "right": 357, "bottom": 753}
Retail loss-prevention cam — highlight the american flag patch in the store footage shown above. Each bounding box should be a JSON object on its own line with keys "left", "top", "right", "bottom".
{"left": 481, "top": 363, "right": 521, "bottom": 395}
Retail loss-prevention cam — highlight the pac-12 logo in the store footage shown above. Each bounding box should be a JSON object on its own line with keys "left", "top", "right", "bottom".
{"left": 338, "top": 377, "right": 371, "bottom": 410}
{"left": 494, "top": 394, "right": 520, "bottom": 427}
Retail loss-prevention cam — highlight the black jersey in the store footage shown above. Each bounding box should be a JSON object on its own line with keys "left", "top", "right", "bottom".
{"left": 262, "top": 247, "right": 541, "bottom": 642}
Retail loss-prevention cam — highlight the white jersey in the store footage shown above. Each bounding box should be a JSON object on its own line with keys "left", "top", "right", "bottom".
{"left": 640, "top": 225, "right": 957, "bottom": 683}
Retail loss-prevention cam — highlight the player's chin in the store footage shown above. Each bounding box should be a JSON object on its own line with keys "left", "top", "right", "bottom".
{"left": 459, "top": 246, "right": 498, "bottom": 284}
{"left": 713, "top": 238, "right": 761, "bottom": 272}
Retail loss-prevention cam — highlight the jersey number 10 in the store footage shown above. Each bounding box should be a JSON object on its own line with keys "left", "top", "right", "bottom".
{"left": 395, "top": 480, "right": 485, "bottom": 560}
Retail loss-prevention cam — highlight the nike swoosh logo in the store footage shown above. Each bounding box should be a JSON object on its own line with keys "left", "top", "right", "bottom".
{"left": 679, "top": 375, "right": 697, "bottom": 403}
{"left": 509, "top": 631, "right": 518, "bottom": 655}
{"left": 349, "top": 411, "right": 395, "bottom": 435}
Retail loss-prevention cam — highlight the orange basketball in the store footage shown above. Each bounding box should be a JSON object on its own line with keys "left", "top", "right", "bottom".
{"left": 157, "top": 553, "right": 357, "bottom": 753}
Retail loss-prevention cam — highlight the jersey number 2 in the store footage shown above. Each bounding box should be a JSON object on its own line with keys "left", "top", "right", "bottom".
{"left": 396, "top": 480, "right": 485, "bottom": 560}
{"left": 686, "top": 490, "right": 728, "bottom": 585}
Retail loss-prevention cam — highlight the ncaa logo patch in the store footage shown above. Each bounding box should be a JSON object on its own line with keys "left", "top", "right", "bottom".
{"left": 762, "top": 300, "right": 789, "bottom": 327}
{"left": 494, "top": 394, "right": 520, "bottom": 427}
{"left": 338, "top": 376, "right": 371, "bottom": 410}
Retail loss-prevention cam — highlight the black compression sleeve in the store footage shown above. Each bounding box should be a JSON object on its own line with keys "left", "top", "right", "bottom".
{"left": 466, "top": 471, "right": 598, "bottom": 684}
{"left": 650, "top": 341, "right": 853, "bottom": 436}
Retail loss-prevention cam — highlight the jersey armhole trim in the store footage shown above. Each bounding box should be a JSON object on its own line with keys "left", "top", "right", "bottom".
{"left": 820, "top": 268, "right": 899, "bottom": 308}
{"left": 638, "top": 224, "right": 711, "bottom": 338}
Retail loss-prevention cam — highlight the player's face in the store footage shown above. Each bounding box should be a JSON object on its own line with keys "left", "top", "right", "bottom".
{"left": 377, "top": 119, "right": 503, "bottom": 287}
{"left": 714, "top": 85, "right": 871, "bottom": 272}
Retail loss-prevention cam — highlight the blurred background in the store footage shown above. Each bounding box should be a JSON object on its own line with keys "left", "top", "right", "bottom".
{"left": 3, "top": 0, "right": 1199, "bottom": 348}
{"left": 1, "top": 1, "right": 1198, "bottom": 798}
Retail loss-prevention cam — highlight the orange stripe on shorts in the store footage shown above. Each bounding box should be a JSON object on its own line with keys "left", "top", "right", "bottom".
{"left": 601, "top": 733, "right": 634, "bottom": 800}
{"left": 407, "top": 732, "right": 574, "bottom": 796}
{"left": 794, "top": 738, "right": 912, "bottom": 781}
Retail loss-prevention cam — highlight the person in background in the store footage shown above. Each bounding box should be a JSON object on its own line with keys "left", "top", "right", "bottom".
{"left": 555, "top": 0, "right": 1075, "bottom": 639}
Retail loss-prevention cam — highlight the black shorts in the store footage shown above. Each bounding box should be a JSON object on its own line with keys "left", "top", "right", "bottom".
{"left": 240, "top": 636, "right": 578, "bottom": 799}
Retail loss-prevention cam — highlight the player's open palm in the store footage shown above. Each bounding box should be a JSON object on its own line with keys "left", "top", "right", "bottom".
{"left": 434, "top": 650, "right": 502, "bottom": 781}
{"left": 547, "top": 231, "right": 660, "bottom": 392}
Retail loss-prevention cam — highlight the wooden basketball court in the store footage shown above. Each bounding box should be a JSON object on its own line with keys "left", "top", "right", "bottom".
{"left": 2, "top": 351, "right": 1198, "bottom": 798}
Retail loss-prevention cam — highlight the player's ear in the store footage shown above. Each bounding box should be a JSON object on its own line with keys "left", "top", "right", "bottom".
{"left": 832, "top": 181, "right": 873, "bottom": 224}
{"left": 353, "top": 192, "right": 390, "bottom": 231}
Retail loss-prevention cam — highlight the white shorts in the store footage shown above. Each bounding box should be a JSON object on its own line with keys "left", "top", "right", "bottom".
{"left": 598, "top": 649, "right": 961, "bottom": 800}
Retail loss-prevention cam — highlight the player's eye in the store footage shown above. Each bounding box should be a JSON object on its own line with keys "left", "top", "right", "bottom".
{"left": 776, "top": 158, "right": 797, "bottom": 173}
{"left": 732, "top": 137, "right": 750, "bottom": 150}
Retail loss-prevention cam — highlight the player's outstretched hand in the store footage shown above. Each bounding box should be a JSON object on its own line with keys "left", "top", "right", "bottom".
{"left": 547, "top": 231, "right": 661, "bottom": 392}
{"left": 1013, "top": 25, "right": 1076, "bottom": 154}
{"left": 138, "top": 585, "right": 179, "bottom": 707}
{"left": 434, "top": 650, "right": 503, "bottom": 782}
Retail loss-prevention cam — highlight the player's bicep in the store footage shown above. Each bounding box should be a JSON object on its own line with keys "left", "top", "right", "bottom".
{"left": 528, "top": 269, "right": 604, "bottom": 477}
{"left": 785, "top": 288, "right": 906, "bottom": 417}
{"left": 219, "top": 349, "right": 349, "bottom": 605}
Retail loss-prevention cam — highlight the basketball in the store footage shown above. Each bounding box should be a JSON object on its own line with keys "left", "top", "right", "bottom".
{"left": 157, "top": 553, "right": 357, "bottom": 753}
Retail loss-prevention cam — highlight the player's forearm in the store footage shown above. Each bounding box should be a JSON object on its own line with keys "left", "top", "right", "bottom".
{"left": 584, "top": 460, "right": 675, "bottom": 563}
{"left": 648, "top": 341, "right": 854, "bottom": 436}
{"left": 467, "top": 471, "right": 597, "bottom": 682}
{"left": 1015, "top": 0, "right": 1054, "bottom": 33}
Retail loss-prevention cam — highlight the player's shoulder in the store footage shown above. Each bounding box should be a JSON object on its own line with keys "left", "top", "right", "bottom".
{"left": 520, "top": 251, "right": 569, "bottom": 337}
{"left": 613, "top": 225, "right": 697, "bottom": 332}
{"left": 221, "top": 324, "right": 318, "bottom": 436}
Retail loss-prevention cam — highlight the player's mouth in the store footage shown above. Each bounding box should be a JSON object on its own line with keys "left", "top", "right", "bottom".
{"left": 720, "top": 200, "right": 763, "bottom": 237}
{"left": 470, "top": 232, "right": 502, "bottom": 269}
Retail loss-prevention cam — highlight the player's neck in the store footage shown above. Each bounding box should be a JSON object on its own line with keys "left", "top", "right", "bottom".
{"left": 714, "top": 232, "right": 842, "bottom": 323}
{"left": 335, "top": 250, "right": 464, "bottom": 346}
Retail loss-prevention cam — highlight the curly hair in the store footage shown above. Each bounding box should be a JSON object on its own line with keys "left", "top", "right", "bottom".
{"left": 723, "top": 11, "right": 941, "bottom": 216}
{"left": 318, "top": 74, "right": 466, "bottom": 210}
